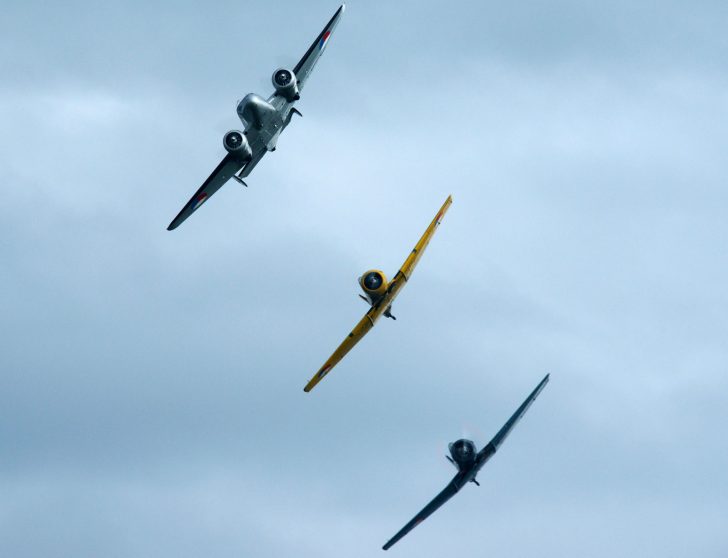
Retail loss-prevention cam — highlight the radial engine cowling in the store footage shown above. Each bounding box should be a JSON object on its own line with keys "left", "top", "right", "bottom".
{"left": 223, "top": 130, "right": 252, "bottom": 160}
{"left": 449, "top": 439, "right": 477, "bottom": 467}
{"left": 271, "top": 68, "right": 299, "bottom": 102}
{"left": 359, "top": 269, "right": 388, "bottom": 301}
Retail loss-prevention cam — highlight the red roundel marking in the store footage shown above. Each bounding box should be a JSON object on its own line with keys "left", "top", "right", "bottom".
{"left": 192, "top": 193, "right": 208, "bottom": 210}
{"left": 319, "top": 31, "right": 331, "bottom": 49}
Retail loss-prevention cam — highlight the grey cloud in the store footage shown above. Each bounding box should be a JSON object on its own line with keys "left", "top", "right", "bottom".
{"left": 1, "top": 1, "right": 727, "bottom": 557}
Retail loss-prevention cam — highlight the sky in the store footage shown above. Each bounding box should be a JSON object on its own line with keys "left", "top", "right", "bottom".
{"left": 1, "top": 0, "right": 727, "bottom": 556}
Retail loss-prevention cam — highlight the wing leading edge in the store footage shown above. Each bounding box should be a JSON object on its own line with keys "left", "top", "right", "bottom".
{"left": 385, "top": 195, "right": 452, "bottom": 302}
{"left": 167, "top": 154, "right": 246, "bottom": 231}
{"left": 303, "top": 195, "right": 452, "bottom": 392}
{"left": 303, "top": 311, "right": 374, "bottom": 393}
{"left": 293, "top": 4, "right": 346, "bottom": 93}
{"left": 476, "top": 373, "right": 550, "bottom": 467}
{"left": 382, "top": 479, "right": 461, "bottom": 551}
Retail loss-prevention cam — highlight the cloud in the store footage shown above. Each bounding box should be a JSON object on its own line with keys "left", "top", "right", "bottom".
{"left": 1, "top": 1, "right": 727, "bottom": 557}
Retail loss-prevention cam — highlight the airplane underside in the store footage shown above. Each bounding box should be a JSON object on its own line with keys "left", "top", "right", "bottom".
{"left": 358, "top": 293, "right": 396, "bottom": 320}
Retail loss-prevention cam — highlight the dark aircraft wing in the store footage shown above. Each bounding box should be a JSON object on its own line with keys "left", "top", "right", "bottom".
{"left": 167, "top": 154, "right": 245, "bottom": 231}
{"left": 476, "top": 373, "right": 550, "bottom": 467}
{"left": 383, "top": 375, "right": 549, "bottom": 550}
{"left": 382, "top": 477, "right": 462, "bottom": 551}
{"left": 293, "top": 4, "right": 345, "bottom": 94}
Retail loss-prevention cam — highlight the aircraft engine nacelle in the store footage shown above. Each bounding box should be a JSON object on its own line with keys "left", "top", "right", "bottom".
{"left": 237, "top": 93, "right": 277, "bottom": 129}
{"left": 449, "top": 439, "right": 477, "bottom": 467}
{"left": 271, "top": 68, "right": 299, "bottom": 102}
{"left": 359, "top": 269, "right": 388, "bottom": 301}
{"left": 222, "top": 130, "right": 253, "bottom": 160}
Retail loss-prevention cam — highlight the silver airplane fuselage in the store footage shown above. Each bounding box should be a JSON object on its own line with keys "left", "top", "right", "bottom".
{"left": 236, "top": 91, "right": 298, "bottom": 155}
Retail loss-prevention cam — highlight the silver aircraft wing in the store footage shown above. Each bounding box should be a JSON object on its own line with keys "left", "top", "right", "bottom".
{"left": 293, "top": 4, "right": 345, "bottom": 93}
{"left": 238, "top": 147, "right": 267, "bottom": 178}
{"left": 167, "top": 154, "right": 245, "bottom": 231}
{"left": 475, "top": 374, "right": 550, "bottom": 467}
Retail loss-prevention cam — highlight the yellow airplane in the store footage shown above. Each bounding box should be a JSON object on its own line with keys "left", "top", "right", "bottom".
{"left": 304, "top": 195, "right": 453, "bottom": 392}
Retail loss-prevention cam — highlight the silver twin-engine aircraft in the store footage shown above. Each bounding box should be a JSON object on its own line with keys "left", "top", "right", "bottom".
{"left": 167, "top": 4, "right": 345, "bottom": 231}
{"left": 382, "top": 374, "right": 550, "bottom": 550}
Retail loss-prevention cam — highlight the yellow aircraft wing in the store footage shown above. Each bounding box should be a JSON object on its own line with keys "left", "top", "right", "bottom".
{"left": 304, "top": 195, "right": 452, "bottom": 393}
{"left": 385, "top": 194, "right": 453, "bottom": 303}
{"left": 304, "top": 310, "right": 376, "bottom": 392}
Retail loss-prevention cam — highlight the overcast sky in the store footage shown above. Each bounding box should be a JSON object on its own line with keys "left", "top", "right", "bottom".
{"left": 1, "top": 1, "right": 727, "bottom": 556}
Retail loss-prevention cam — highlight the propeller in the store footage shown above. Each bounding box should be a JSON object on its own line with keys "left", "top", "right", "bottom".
{"left": 224, "top": 131, "right": 243, "bottom": 149}
{"left": 275, "top": 69, "right": 292, "bottom": 86}
{"left": 363, "top": 271, "right": 383, "bottom": 290}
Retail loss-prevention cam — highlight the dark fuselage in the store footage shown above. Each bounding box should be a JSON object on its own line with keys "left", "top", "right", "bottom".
{"left": 448, "top": 439, "right": 486, "bottom": 489}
